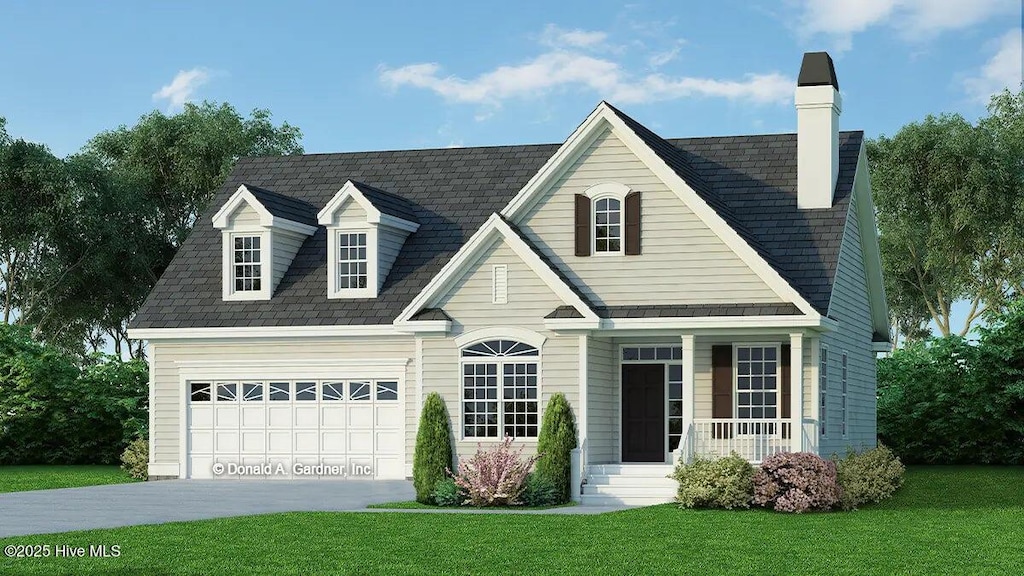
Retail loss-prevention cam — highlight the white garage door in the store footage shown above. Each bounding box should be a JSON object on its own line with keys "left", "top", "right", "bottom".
{"left": 186, "top": 379, "right": 402, "bottom": 479}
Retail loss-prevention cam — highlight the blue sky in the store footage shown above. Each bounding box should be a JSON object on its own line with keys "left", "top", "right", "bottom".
{"left": 2, "top": 0, "right": 1022, "bottom": 336}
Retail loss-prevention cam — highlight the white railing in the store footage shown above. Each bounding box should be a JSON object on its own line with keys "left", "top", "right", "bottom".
{"left": 688, "top": 419, "right": 795, "bottom": 464}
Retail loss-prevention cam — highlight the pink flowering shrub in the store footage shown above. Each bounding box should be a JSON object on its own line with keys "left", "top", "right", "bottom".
{"left": 449, "top": 436, "right": 541, "bottom": 507}
{"left": 753, "top": 451, "right": 842, "bottom": 513}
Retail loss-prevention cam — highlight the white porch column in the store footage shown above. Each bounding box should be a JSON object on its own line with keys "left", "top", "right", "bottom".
{"left": 789, "top": 332, "right": 804, "bottom": 452}
{"left": 681, "top": 334, "right": 696, "bottom": 462}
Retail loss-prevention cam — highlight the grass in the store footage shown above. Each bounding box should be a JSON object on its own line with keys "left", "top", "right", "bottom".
{"left": 0, "top": 466, "right": 138, "bottom": 494}
{"left": 366, "top": 500, "right": 577, "bottom": 510}
{"left": 1, "top": 467, "right": 1021, "bottom": 575}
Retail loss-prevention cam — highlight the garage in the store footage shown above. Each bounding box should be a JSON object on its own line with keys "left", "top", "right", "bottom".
{"left": 185, "top": 378, "right": 402, "bottom": 479}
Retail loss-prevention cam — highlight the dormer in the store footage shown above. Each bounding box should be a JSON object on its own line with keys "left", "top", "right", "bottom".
{"left": 317, "top": 180, "right": 419, "bottom": 299}
{"left": 212, "top": 184, "right": 318, "bottom": 301}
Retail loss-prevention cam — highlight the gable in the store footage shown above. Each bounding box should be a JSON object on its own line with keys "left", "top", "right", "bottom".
{"left": 828, "top": 191, "right": 873, "bottom": 338}
{"left": 514, "top": 126, "right": 783, "bottom": 308}
{"left": 228, "top": 203, "right": 262, "bottom": 229}
{"left": 430, "top": 237, "right": 567, "bottom": 333}
{"left": 329, "top": 197, "right": 368, "bottom": 227}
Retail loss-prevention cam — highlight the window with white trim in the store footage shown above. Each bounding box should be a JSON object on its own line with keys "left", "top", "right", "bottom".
{"left": 232, "top": 235, "right": 262, "bottom": 292}
{"left": 735, "top": 345, "right": 779, "bottom": 434}
{"left": 461, "top": 339, "right": 539, "bottom": 439}
{"left": 819, "top": 346, "right": 828, "bottom": 437}
{"left": 594, "top": 197, "right": 621, "bottom": 253}
{"left": 336, "top": 232, "right": 368, "bottom": 290}
{"left": 841, "top": 351, "right": 848, "bottom": 437}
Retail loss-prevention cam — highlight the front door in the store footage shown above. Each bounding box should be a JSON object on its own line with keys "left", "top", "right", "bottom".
{"left": 622, "top": 364, "right": 665, "bottom": 462}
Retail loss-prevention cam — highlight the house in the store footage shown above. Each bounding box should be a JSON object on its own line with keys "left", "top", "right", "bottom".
{"left": 128, "top": 51, "right": 890, "bottom": 505}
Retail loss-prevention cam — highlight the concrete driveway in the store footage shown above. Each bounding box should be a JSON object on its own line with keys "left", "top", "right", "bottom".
{"left": 0, "top": 479, "right": 413, "bottom": 537}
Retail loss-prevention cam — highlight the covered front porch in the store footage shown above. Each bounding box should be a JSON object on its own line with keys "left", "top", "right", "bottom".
{"left": 571, "top": 329, "right": 823, "bottom": 504}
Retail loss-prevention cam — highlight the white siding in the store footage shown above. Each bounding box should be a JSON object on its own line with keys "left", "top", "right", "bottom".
{"left": 421, "top": 238, "right": 579, "bottom": 461}
{"left": 378, "top": 226, "right": 409, "bottom": 291}
{"left": 149, "top": 337, "right": 417, "bottom": 472}
{"left": 227, "top": 203, "right": 261, "bottom": 228}
{"left": 820, "top": 190, "right": 877, "bottom": 457}
{"left": 515, "top": 127, "right": 782, "bottom": 307}
{"left": 586, "top": 336, "right": 617, "bottom": 463}
{"left": 271, "top": 230, "right": 306, "bottom": 293}
{"left": 329, "top": 197, "right": 368, "bottom": 227}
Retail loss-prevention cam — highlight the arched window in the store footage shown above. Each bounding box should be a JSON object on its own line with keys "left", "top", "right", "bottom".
{"left": 460, "top": 339, "right": 540, "bottom": 439}
{"left": 594, "top": 197, "right": 622, "bottom": 253}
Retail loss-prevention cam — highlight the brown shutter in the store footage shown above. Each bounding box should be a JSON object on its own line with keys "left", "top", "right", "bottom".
{"left": 780, "top": 344, "right": 791, "bottom": 439}
{"left": 624, "top": 191, "right": 641, "bottom": 255}
{"left": 711, "top": 345, "right": 733, "bottom": 439}
{"left": 574, "top": 194, "right": 591, "bottom": 257}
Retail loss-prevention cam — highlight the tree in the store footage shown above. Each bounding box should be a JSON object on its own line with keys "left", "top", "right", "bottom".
{"left": 534, "top": 393, "right": 577, "bottom": 503}
{"left": 413, "top": 393, "right": 454, "bottom": 503}
{"left": 868, "top": 92, "right": 1024, "bottom": 339}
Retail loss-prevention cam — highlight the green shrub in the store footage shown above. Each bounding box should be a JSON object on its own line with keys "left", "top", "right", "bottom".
{"left": 534, "top": 393, "right": 577, "bottom": 504}
{"left": 413, "top": 392, "right": 453, "bottom": 503}
{"left": 672, "top": 452, "right": 755, "bottom": 509}
{"left": 432, "top": 477, "right": 462, "bottom": 507}
{"left": 121, "top": 436, "right": 148, "bottom": 480}
{"left": 835, "top": 445, "right": 905, "bottom": 510}
{"left": 522, "top": 472, "right": 560, "bottom": 507}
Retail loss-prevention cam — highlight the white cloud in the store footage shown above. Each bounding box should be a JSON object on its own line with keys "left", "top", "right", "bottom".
{"left": 795, "top": 0, "right": 1019, "bottom": 52}
{"left": 380, "top": 34, "right": 793, "bottom": 107}
{"left": 539, "top": 24, "right": 608, "bottom": 49}
{"left": 648, "top": 43, "right": 683, "bottom": 68}
{"left": 963, "top": 29, "right": 1023, "bottom": 103}
{"left": 153, "top": 68, "right": 211, "bottom": 110}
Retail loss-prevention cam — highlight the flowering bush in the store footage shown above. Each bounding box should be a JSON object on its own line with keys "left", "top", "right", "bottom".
{"left": 449, "top": 436, "right": 541, "bottom": 507}
{"left": 753, "top": 451, "right": 842, "bottom": 513}
{"left": 672, "top": 452, "right": 755, "bottom": 509}
{"left": 835, "top": 444, "right": 905, "bottom": 510}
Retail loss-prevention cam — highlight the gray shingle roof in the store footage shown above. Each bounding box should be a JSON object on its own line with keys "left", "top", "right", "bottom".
{"left": 409, "top": 308, "right": 451, "bottom": 321}
{"left": 545, "top": 304, "right": 803, "bottom": 319}
{"left": 245, "top": 184, "right": 318, "bottom": 227}
{"left": 130, "top": 125, "right": 862, "bottom": 330}
{"left": 350, "top": 181, "right": 419, "bottom": 223}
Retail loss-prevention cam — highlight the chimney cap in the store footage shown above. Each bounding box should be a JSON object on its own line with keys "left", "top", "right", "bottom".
{"left": 797, "top": 52, "right": 838, "bottom": 90}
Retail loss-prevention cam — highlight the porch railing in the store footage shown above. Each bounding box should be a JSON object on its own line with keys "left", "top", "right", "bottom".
{"left": 687, "top": 419, "right": 794, "bottom": 464}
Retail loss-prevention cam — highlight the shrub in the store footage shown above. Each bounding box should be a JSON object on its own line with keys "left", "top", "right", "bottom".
{"left": 753, "top": 452, "right": 842, "bottom": 513}
{"left": 671, "top": 452, "right": 755, "bottom": 509}
{"left": 835, "top": 445, "right": 905, "bottom": 510}
{"left": 450, "top": 436, "right": 541, "bottom": 507}
{"left": 534, "top": 393, "right": 577, "bottom": 503}
{"left": 431, "top": 477, "right": 462, "bottom": 507}
{"left": 121, "top": 436, "right": 148, "bottom": 480}
{"left": 413, "top": 392, "right": 453, "bottom": 503}
{"left": 522, "top": 472, "right": 560, "bottom": 507}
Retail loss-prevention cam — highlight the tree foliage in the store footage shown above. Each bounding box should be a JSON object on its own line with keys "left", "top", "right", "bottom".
{"left": 868, "top": 88, "right": 1024, "bottom": 340}
{"left": 534, "top": 392, "right": 577, "bottom": 503}
{"left": 413, "top": 392, "right": 454, "bottom": 503}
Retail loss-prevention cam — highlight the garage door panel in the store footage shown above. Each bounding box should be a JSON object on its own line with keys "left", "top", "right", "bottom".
{"left": 375, "top": 430, "right": 401, "bottom": 452}
{"left": 190, "top": 456, "right": 214, "bottom": 479}
{"left": 215, "top": 406, "right": 239, "bottom": 427}
{"left": 190, "top": 430, "right": 214, "bottom": 453}
{"left": 374, "top": 457, "right": 402, "bottom": 479}
{"left": 375, "top": 405, "right": 400, "bottom": 426}
{"left": 267, "top": 430, "right": 291, "bottom": 453}
{"left": 240, "top": 455, "right": 267, "bottom": 478}
{"left": 293, "top": 406, "right": 318, "bottom": 428}
{"left": 321, "top": 406, "right": 346, "bottom": 428}
{"left": 215, "top": 431, "right": 239, "bottom": 452}
{"left": 241, "top": 406, "right": 265, "bottom": 427}
{"left": 347, "top": 430, "right": 373, "bottom": 452}
{"left": 267, "top": 456, "right": 293, "bottom": 479}
{"left": 241, "top": 431, "right": 266, "bottom": 453}
{"left": 348, "top": 406, "right": 373, "bottom": 428}
{"left": 321, "top": 431, "right": 346, "bottom": 454}
{"left": 293, "top": 430, "right": 318, "bottom": 453}
{"left": 191, "top": 406, "right": 214, "bottom": 428}
{"left": 267, "top": 406, "right": 292, "bottom": 427}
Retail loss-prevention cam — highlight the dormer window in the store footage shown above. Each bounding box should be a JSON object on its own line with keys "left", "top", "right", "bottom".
{"left": 318, "top": 180, "right": 419, "bottom": 300}
{"left": 232, "top": 235, "right": 263, "bottom": 292}
{"left": 594, "top": 197, "right": 622, "bottom": 253}
{"left": 574, "top": 182, "right": 641, "bottom": 257}
{"left": 337, "top": 232, "right": 368, "bottom": 290}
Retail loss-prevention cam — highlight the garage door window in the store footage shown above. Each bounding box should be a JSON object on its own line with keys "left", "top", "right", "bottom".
{"left": 217, "top": 383, "right": 237, "bottom": 401}
{"left": 295, "top": 382, "right": 316, "bottom": 401}
{"left": 242, "top": 382, "right": 263, "bottom": 401}
{"left": 191, "top": 383, "right": 211, "bottom": 402}
{"left": 322, "top": 382, "right": 345, "bottom": 401}
{"left": 376, "top": 382, "right": 398, "bottom": 401}
{"left": 460, "top": 339, "right": 540, "bottom": 440}
{"left": 269, "top": 382, "right": 289, "bottom": 401}
{"left": 349, "top": 381, "right": 372, "bottom": 401}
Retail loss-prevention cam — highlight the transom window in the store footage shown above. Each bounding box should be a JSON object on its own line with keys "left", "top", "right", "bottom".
{"left": 460, "top": 339, "right": 540, "bottom": 439}
{"left": 189, "top": 379, "right": 399, "bottom": 403}
{"left": 232, "top": 235, "right": 262, "bottom": 292}
{"left": 594, "top": 197, "right": 621, "bottom": 253}
{"left": 337, "top": 232, "right": 368, "bottom": 290}
{"left": 735, "top": 345, "right": 779, "bottom": 433}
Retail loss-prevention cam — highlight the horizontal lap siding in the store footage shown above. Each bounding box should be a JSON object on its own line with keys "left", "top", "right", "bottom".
{"left": 822, "top": 191, "right": 877, "bottom": 456}
{"left": 331, "top": 198, "right": 367, "bottom": 227}
{"left": 150, "top": 338, "right": 416, "bottom": 467}
{"left": 587, "top": 337, "right": 617, "bottom": 463}
{"left": 272, "top": 230, "right": 307, "bottom": 292}
{"left": 228, "top": 204, "right": 260, "bottom": 228}
{"left": 424, "top": 240, "right": 578, "bottom": 461}
{"left": 516, "top": 128, "right": 782, "bottom": 307}
{"left": 378, "top": 227, "right": 407, "bottom": 291}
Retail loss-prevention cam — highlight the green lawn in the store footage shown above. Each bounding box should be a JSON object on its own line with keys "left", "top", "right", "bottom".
{"left": 0, "top": 466, "right": 138, "bottom": 494}
{"left": 1, "top": 467, "right": 1021, "bottom": 575}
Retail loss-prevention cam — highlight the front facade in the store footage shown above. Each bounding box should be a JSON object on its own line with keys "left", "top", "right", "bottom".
{"left": 130, "top": 52, "right": 890, "bottom": 504}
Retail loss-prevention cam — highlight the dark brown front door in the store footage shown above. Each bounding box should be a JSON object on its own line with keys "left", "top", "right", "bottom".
{"left": 622, "top": 364, "right": 665, "bottom": 462}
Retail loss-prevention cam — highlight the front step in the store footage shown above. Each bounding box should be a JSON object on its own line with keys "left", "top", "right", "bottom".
{"left": 582, "top": 463, "right": 677, "bottom": 506}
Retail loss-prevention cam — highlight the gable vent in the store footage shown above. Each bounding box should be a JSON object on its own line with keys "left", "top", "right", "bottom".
{"left": 492, "top": 265, "right": 508, "bottom": 304}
